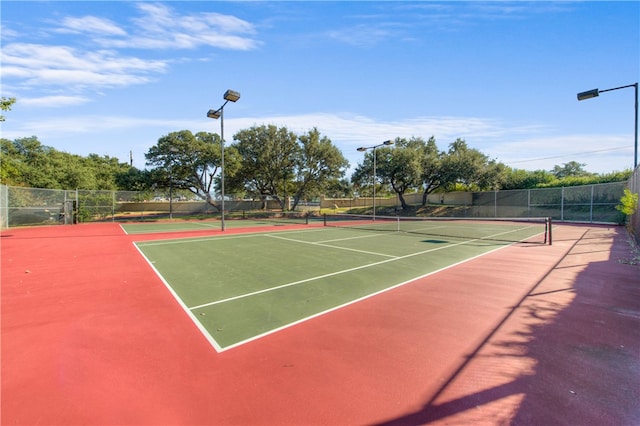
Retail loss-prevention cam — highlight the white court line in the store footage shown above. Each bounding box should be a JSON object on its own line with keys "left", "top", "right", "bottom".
{"left": 265, "top": 233, "right": 397, "bottom": 258}
{"left": 133, "top": 242, "right": 224, "bottom": 352}
{"left": 121, "top": 222, "right": 218, "bottom": 236}
{"left": 314, "top": 233, "right": 387, "bottom": 244}
{"left": 191, "top": 222, "right": 221, "bottom": 228}
{"left": 136, "top": 233, "right": 262, "bottom": 246}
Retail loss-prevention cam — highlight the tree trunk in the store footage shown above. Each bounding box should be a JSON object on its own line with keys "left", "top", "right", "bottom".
{"left": 205, "top": 193, "right": 221, "bottom": 212}
{"left": 399, "top": 193, "right": 408, "bottom": 210}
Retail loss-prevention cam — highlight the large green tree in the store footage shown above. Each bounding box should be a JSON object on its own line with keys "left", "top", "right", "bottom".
{"left": 440, "top": 138, "right": 502, "bottom": 191}
{"left": 145, "top": 130, "right": 240, "bottom": 209}
{"left": 374, "top": 138, "right": 422, "bottom": 210}
{"left": 0, "top": 137, "right": 128, "bottom": 189}
{"left": 415, "top": 136, "right": 446, "bottom": 206}
{"left": 229, "top": 124, "right": 299, "bottom": 209}
{"left": 230, "top": 125, "right": 347, "bottom": 210}
{"left": 291, "top": 127, "right": 348, "bottom": 210}
{"left": 114, "top": 167, "right": 154, "bottom": 192}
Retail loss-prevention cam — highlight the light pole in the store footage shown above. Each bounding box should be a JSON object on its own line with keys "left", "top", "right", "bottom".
{"left": 357, "top": 140, "right": 394, "bottom": 220}
{"left": 577, "top": 83, "right": 638, "bottom": 168}
{"left": 168, "top": 146, "right": 178, "bottom": 220}
{"left": 207, "top": 89, "right": 240, "bottom": 231}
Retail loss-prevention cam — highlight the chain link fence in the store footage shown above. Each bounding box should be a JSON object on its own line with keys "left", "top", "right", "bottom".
{"left": 0, "top": 187, "right": 281, "bottom": 228}
{"left": 0, "top": 180, "right": 636, "bottom": 233}
{"left": 325, "top": 181, "right": 628, "bottom": 223}
{"left": 471, "top": 182, "right": 627, "bottom": 223}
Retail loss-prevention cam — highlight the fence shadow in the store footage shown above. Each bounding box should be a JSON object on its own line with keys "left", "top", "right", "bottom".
{"left": 375, "top": 227, "right": 640, "bottom": 425}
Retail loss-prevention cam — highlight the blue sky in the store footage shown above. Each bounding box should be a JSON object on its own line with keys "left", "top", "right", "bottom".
{"left": 1, "top": 1, "right": 639, "bottom": 175}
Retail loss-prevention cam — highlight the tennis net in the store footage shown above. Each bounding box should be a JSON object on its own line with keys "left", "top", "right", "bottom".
{"left": 323, "top": 214, "right": 551, "bottom": 244}
{"left": 228, "top": 210, "right": 310, "bottom": 225}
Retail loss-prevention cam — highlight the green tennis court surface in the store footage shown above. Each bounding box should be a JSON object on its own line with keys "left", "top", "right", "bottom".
{"left": 134, "top": 220, "right": 547, "bottom": 351}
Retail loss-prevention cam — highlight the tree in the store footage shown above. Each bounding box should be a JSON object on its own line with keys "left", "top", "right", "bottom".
{"left": 501, "top": 168, "right": 556, "bottom": 190}
{"left": 230, "top": 124, "right": 299, "bottom": 209}
{"left": 145, "top": 130, "right": 238, "bottom": 209}
{"left": 115, "top": 167, "right": 154, "bottom": 192}
{"left": 1, "top": 136, "right": 130, "bottom": 189}
{"left": 7, "top": 137, "right": 59, "bottom": 188}
{"left": 324, "top": 178, "right": 353, "bottom": 198}
{"left": 441, "top": 138, "right": 500, "bottom": 191}
{"left": 230, "top": 125, "right": 348, "bottom": 210}
{"left": 373, "top": 137, "right": 422, "bottom": 210}
{"left": 0, "top": 138, "right": 26, "bottom": 185}
{"left": 291, "top": 128, "right": 348, "bottom": 210}
{"left": 419, "top": 136, "right": 445, "bottom": 206}
{"left": 551, "top": 161, "right": 591, "bottom": 178}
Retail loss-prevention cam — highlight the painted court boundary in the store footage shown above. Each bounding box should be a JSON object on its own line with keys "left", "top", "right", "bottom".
{"left": 133, "top": 226, "right": 543, "bottom": 352}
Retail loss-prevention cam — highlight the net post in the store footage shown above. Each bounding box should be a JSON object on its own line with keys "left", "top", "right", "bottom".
{"left": 547, "top": 217, "right": 553, "bottom": 245}
{"left": 323, "top": 213, "right": 327, "bottom": 227}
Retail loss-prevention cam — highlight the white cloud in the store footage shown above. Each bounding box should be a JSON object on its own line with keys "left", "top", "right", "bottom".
{"left": 228, "top": 113, "right": 635, "bottom": 173}
{"left": 237, "top": 113, "right": 544, "bottom": 148}
{"left": 326, "top": 25, "right": 394, "bottom": 48}
{"left": 57, "top": 16, "right": 127, "bottom": 36}
{"left": 1, "top": 3, "right": 259, "bottom": 100}
{"left": 46, "top": 3, "right": 258, "bottom": 51}
{"left": 19, "top": 95, "right": 92, "bottom": 107}
{"left": 1, "top": 43, "right": 168, "bottom": 89}
{"left": 118, "top": 3, "right": 259, "bottom": 50}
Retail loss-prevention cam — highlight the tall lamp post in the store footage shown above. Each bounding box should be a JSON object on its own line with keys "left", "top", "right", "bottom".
{"left": 168, "top": 146, "right": 178, "bottom": 220}
{"left": 207, "top": 89, "right": 240, "bottom": 231}
{"left": 577, "top": 83, "right": 638, "bottom": 168}
{"left": 357, "top": 140, "right": 394, "bottom": 220}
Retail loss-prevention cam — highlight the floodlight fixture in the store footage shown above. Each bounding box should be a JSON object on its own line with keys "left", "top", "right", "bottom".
{"left": 383, "top": 140, "right": 394, "bottom": 146}
{"left": 223, "top": 90, "right": 241, "bottom": 102}
{"left": 207, "top": 109, "right": 221, "bottom": 119}
{"left": 577, "top": 89, "right": 599, "bottom": 101}
{"left": 577, "top": 83, "right": 638, "bottom": 168}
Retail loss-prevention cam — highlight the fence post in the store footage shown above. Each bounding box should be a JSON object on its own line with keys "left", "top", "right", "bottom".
{"left": 0, "top": 185, "right": 8, "bottom": 229}
{"left": 590, "top": 184, "right": 594, "bottom": 223}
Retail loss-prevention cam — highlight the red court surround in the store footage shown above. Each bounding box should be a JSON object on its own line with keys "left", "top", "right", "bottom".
{"left": 2, "top": 222, "right": 638, "bottom": 425}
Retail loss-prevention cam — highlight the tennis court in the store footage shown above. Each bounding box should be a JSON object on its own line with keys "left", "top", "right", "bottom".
{"left": 131, "top": 216, "right": 549, "bottom": 351}
{"left": 2, "top": 219, "right": 638, "bottom": 425}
